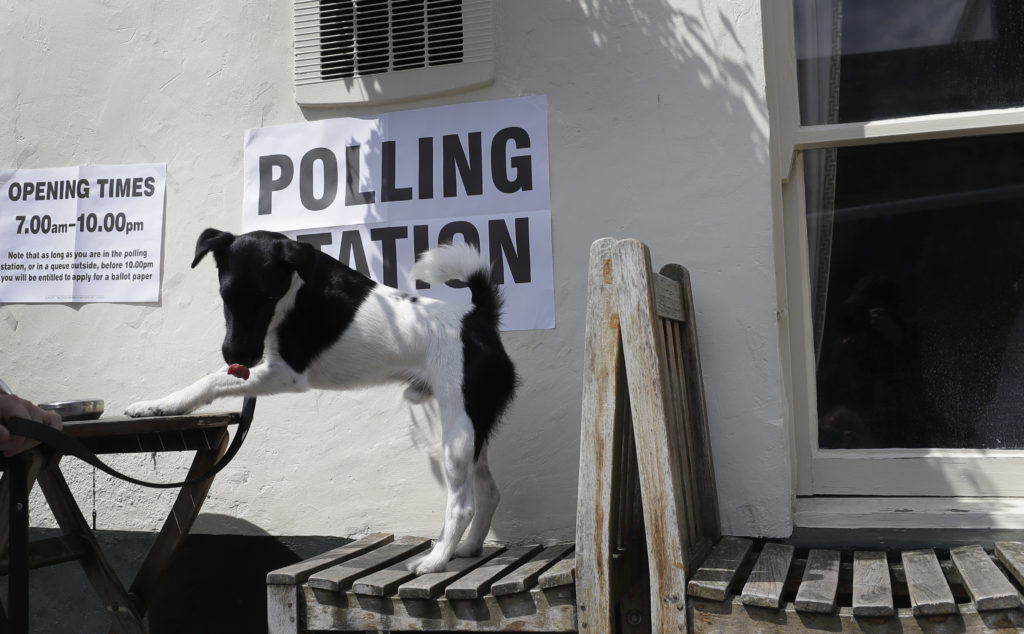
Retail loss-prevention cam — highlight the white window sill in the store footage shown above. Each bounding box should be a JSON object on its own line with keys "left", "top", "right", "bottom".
{"left": 794, "top": 496, "right": 1024, "bottom": 531}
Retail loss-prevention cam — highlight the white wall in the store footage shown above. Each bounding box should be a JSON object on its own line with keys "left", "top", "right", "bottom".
{"left": 3, "top": 0, "right": 791, "bottom": 540}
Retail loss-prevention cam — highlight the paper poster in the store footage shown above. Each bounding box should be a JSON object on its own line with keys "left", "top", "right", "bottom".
{"left": 0, "top": 164, "right": 166, "bottom": 303}
{"left": 242, "top": 96, "right": 553, "bottom": 330}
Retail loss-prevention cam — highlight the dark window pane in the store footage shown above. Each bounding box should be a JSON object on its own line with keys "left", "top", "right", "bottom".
{"left": 795, "top": 0, "right": 1024, "bottom": 124}
{"left": 808, "top": 134, "right": 1024, "bottom": 448}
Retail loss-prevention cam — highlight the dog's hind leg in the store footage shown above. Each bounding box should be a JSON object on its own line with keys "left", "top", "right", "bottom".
{"left": 408, "top": 400, "right": 477, "bottom": 575}
{"left": 455, "top": 445, "right": 499, "bottom": 558}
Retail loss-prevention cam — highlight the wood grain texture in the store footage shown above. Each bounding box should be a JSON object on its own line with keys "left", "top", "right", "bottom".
{"left": 490, "top": 544, "right": 573, "bottom": 596}
{"left": 660, "top": 262, "right": 720, "bottom": 549}
{"left": 996, "top": 541, "right": 1024, "bottom": 588}
{"left": 304, "top": 585, "right": 577, "bottom": 632}
{"left": 444, "top": 544, "right": 543, "bottom": 600}
{"left": 61, "top": 411, "right": 240, "bottom": 437}
{"left": 308, "top": 536, "right": 430, "bottom": 592}
{"left": 613, "top": 238, "right": 690, "bottom": 633}
{"left": 687, "top": 536, "right": 752, "bottom": 601}
{"left": 653, "top": 272, "right": 684, "bottom": 321}
{"left": 794, "top": 549, "right": 840, "bottom": 614}
{"left": 397, "top": 546, "right": 503, "bottom": 599}
{"left": 740, "top": 543, "right": 795, "bottom": 609}
{"left": 692, "top": 597, "right": 1024, "bottom": 633}
{"left": 538, "top": 555, "right": 576, "bottom": 588}
{"left": 852, "top": 550, "right": 894, "bottom": 617}
{"left": 901, "top": 549, "right": 956, "bottom": 616}
{"left": 267, "top": 533, "right": 395, "bottom": 585}
{"left": 950, "top": 544, "right": 1021, "bottom": 610}
{"left": 351, "top": 552, "right": 427, "bottom": 597}
{"left": 267, "top": 583, "right": 301, "bottom": 634}
{"left": 575, "top": 237, "right": 623, "bottom": 634}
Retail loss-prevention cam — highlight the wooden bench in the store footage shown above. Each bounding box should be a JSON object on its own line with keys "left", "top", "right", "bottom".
{"left": 687, "top": 540, "right": 1024, "bottom": 631}
{"left": 267, "top": 237, "right": 705, "bottom": 632}
{"left": 601, "top": 239, "right": 1024, "bottom": 631}
{"left": 603, "top": 240, "right": 1024, "bottom": 632}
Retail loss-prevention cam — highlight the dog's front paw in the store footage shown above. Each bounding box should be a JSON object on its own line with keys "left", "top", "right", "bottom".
{"left": 406, "top": 550, "right": 451, "bottom": 575}
{"left": 124, "top": 399, "right": 188, "bottom": 417}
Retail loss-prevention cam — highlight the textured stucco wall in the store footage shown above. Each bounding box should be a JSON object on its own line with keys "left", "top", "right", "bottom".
{"left": 4, "top": 0, "right": 791, "bottom": 540}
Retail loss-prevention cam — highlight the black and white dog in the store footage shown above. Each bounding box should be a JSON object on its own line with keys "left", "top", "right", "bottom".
{"left": 125, "top": 228, "right": 517, "bottom": 574}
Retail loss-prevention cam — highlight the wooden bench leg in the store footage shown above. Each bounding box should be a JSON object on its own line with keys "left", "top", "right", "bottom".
{"left": 37, "top": 460, "right": 147, "bottom": 634}
{"left": 127, "top": 428, "right": 230, "bottom": 616}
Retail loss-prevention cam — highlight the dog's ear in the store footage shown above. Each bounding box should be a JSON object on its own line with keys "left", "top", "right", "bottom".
{"left": 192, "top": 229, "right": 235, "bottom": 268}
{"left": 280, "top": 239, "right": 317, "bottom": 282}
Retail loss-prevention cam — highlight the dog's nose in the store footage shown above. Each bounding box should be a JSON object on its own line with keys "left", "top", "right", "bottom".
{"left": 223, "top": 341, "right": 261, "bottom": 368}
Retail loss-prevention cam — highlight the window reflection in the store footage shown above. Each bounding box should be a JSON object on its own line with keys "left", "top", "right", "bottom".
{"left": 809, "top": 134, "right": 1024, "bottom": 449}
{"left": 795, "top": 0, "right": 1024, "bottom": 123}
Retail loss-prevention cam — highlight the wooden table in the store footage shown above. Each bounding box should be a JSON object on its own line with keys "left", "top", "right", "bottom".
{"left": 0, "top": 410, "right": 243, "bottom": 633}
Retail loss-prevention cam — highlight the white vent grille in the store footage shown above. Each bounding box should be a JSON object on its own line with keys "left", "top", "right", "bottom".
{"left": 294, "top": 0, "right": 494, "bottom": 106}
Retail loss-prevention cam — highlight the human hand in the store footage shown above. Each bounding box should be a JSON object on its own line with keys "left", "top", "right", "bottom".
{"left": 0, "top": 394, "right": 63, "bottom": 456}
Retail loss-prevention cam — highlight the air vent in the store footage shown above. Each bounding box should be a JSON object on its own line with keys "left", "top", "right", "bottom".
{"left": 294, "top": 0, "right": 494, "bottom": 106}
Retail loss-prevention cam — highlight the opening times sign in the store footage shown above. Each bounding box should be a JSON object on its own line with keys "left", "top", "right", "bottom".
{"left": 0, "top": 164, "right": 166, "bottom": 303}
{"left": 242, "top": 96, "right": 554, "bottom": 330}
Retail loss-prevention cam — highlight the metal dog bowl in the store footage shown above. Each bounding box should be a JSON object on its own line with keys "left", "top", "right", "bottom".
{"left": 38, "top": 399, "right": 104, "bottom": 421}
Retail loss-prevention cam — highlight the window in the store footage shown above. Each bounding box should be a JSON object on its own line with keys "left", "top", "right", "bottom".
{"left": 294, "top": 0, "right": 493, "bottom": 106}
{"left": 768, "top": 0, "right": 1024, "bottom": 502}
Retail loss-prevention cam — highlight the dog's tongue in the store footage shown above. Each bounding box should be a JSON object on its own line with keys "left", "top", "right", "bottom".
{"left": 227, "top": 364, "right": 250, "bottom": 380}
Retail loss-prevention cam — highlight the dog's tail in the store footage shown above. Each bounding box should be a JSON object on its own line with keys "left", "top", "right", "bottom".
{"left": 410, "top": 243, "right": 502, "bottom": 320}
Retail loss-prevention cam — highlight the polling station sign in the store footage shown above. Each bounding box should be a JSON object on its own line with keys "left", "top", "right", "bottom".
{"left": 242, "top": 96, "right": 554, "bottom": 330}
{"left": 0, "top": 164, "right": 166, "bottom": 303}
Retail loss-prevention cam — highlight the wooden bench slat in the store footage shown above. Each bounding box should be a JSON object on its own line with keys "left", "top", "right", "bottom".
{"left": 304, "top": 584, "right": 578, "bottom": 632}
{"left": 538, "top": 554, "right": 576, "bottom": 589}
{"left": 266, "top": 533, "right": 394, "bottom": 585}
{"left": 901, "top": 549, "right": 956, "bottom": 616}
{"left": 692, "top": 596, "right": 1024, "bottom": 633}
{"left": 308, "top": 536, "right": 430, "bottom": 592}
{"left": 852, "top": 550, "right": 894, "bottom": 617}
{"left": 351, "top": 548, "right": 434, "bottom": 597}
{"left": 740, "top": 543, "right": 794, "bottom": 609}
{"left": 686, "top": 536, "right": 752, "bottom": 601}
{"left": 653, "top": 272, "right": 685, "bottom": 322}
{"left": 445, "top": 544, "right": 543, "bottom": 600}
{"left": 794, "top": 549, "right": 840, "bottom": 614}
{"left": 995, "top": 542, "right": 1024, "bottom": 588}
{"left": 396, "top": 546, "right": 504, "bottom": 599}
{"left": 950, "top": 544, "right": 1021, "bottom": 611}
{"left": 491, "top": 544, "right": 574, "bottom": 596}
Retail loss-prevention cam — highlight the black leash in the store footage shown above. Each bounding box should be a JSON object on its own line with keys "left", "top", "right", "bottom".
{"left": 2, "top": 397, "right": 256, "bottom": 634}
{"left": 4, "top": 397, "right": 256, "bottom": 488}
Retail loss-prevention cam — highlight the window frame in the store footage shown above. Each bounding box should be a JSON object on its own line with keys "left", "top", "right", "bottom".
{"left": 764, "top": 1, "right": 1024, "bottom": 511}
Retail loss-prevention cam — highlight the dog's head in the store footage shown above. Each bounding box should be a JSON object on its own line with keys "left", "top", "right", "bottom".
{"left": 192, "top": 228, "right": 317, "bottom": 367}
